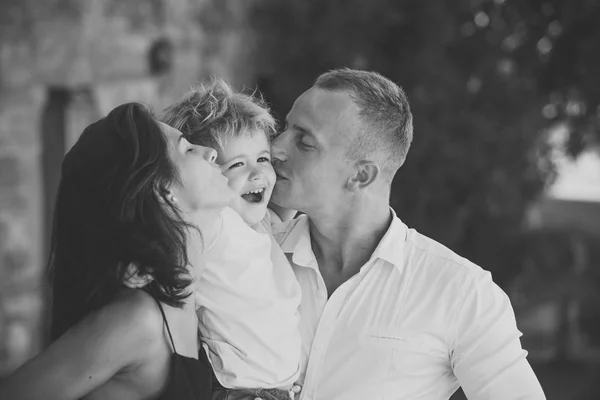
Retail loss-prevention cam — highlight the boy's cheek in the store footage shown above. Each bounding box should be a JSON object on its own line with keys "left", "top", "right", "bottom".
{"left": 220, "top": 170, "right": 235, "bottom": 187}
{"left": 265, "top": 167, "right": 277, "bottom": 186}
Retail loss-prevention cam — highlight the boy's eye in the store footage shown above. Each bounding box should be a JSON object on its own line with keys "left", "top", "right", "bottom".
{"left": 186, "top": 147, "right": 194, "bottom": 153}
{"left": 228, "top": 162, "right": 244, "bottom": 169}
{"left": 258, "top": 156, "right": 270, "bottom": 163}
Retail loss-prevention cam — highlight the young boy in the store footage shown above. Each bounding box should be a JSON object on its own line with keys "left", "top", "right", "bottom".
{"left": 162, "top": 79, "right": 301, "bottom": 400}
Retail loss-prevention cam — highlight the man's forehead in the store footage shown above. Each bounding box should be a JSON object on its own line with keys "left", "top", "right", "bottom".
{"left": 294, "top": 88, "right": 356, "bottom": 120}
{"left": 289, "top": 87, "right": 360, "bottom": 137}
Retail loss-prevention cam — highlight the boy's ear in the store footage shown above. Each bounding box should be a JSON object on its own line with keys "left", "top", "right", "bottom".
{"left": 346, "top": 160, "right": 379, "bottom": 191}
{"left": 123, "top": 263, "right": 154, "bottom": 289}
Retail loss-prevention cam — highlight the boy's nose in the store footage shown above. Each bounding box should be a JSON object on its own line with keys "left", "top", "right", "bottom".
{"left": 249, "top": 166, "right": 264, "bottom": 181}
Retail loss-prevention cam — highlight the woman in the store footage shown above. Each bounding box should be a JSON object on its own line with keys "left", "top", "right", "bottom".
{"left": 0, "top": 102, "right": 235, "bottom": 400}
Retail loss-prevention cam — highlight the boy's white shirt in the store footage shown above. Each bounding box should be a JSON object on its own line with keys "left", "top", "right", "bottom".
{"left": 195, "top": 206, "right": 302, "bottom": 389}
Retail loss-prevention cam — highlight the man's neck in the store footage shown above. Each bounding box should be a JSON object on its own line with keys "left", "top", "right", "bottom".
{"left": 307, "top": 196, "right": 392, "bottom": 286}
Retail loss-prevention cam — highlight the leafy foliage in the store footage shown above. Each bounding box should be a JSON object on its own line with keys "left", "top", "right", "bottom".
{"left": 0, "top": 0, "right": 81, "bottom": 40}
{"left": 250, "top": 0, "right": 600, "bottom": 285}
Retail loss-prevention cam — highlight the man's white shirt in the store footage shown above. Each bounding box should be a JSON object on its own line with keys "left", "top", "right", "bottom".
{"left": 273, "top": 209, "right": 546, "bottom": 400}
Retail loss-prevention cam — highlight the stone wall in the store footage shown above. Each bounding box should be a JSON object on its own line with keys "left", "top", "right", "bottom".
{"left": 0, "top": 84, "right": 46, "bottom": 376}
{"left": 0, "top": 0, "right": 257, "bottom": 377}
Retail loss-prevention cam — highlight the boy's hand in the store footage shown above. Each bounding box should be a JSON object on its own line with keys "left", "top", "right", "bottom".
{"left": 289, "top": 384, "right": 302, "bottom": 399}
{"left": 253, "top": 384, "right": 302, "bottom": 400}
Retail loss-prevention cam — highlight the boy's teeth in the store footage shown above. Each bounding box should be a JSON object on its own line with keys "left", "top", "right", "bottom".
{"left": 246, "top": 188, "right": 264, "bottom": 194}
{"left": 241, "top": 187, "right": 265, "bottom": 204}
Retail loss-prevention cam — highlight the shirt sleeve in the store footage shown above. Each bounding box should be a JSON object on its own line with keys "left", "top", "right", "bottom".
{"left": 451, "top": 270, "right": 546, "bottom": 400}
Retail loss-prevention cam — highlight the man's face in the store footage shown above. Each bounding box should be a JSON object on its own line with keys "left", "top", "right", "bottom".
{"left": 271, "top": 88, "right": 361, "bottom": 214}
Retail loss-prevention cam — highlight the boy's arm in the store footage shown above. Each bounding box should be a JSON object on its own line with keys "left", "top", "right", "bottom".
{"left": 268, "top": 201, "right": 298, "bottom": 224}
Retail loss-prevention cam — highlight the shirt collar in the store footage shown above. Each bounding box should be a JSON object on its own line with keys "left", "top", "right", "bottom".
{"left": 369, "top": 208, "right": 407, "bottom": 269}
{"left": 279, "top": 215, "right": 317, "bottom": 268}
{"left": 279, "top": 208, "right": 407, "bottom": 270}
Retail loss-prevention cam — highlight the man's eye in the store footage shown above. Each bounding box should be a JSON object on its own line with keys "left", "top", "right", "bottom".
{"left": 186, "top": 147, "right": 194, "bottom": 153}
{"left": 258, "top": 156, "right": 270, "bottom": 163}
{"left": 297, "top": 141, "right": 312, "bottom": 151}
{"left": 228, "top": 162, "right": 243, "bottom": 169}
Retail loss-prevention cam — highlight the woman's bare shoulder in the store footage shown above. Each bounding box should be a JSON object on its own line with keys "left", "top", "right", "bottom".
{"left": 0, "top": 289, "right": 167, "bottom": 400}
{"left": 95, "top": 289, "right": 164, "bottom": 342}
{"left": 68, "top": 288, "right": 167, "bottom": 361}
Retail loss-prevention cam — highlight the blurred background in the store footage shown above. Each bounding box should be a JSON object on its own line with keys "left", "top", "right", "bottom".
{"left": 0, "top": 0, "right": 599, "bottom": 398}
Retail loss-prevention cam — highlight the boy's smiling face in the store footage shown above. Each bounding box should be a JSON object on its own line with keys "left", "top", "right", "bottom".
{"left": 217, "top": 129, "right": 275, "bottom": 225}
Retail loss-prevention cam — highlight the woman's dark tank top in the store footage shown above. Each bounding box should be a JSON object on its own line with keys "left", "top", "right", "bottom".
{"left": 152, "top": 296, "right": 212, "bottom": 400}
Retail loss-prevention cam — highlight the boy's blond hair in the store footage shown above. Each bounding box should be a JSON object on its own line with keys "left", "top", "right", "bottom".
{"left": 162, "top": 79, "right": 276, "bottom": 150}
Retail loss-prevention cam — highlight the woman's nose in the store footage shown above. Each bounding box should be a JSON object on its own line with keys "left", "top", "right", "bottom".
{"left": 203, "top": 147, "right": 218, "bottom": 163}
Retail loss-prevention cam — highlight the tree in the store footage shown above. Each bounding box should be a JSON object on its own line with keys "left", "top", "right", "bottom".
{"left": 250, "top": 0, "right": 600, "bottom": 286}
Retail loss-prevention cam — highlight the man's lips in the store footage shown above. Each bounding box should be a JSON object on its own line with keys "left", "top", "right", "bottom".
{"left": 274, "top": 168, "right": 289, "bottom": 180}
{"left": 272, "top": 162, "right": 289, "bottom": 180}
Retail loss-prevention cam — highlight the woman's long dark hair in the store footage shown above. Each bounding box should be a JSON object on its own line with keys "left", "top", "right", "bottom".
{"left": 48, "top": 102, "right": 193, "bottom": 341}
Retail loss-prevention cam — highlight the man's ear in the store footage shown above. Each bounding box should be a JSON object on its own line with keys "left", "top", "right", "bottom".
{"left": 346, "top": 160, "right": 379, "bottom": 191}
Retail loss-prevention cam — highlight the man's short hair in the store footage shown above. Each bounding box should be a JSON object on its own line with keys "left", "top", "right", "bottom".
{"left": 314, "top": 68, "right": 413, "bottom": 181}
{"left": 162, "top": 78, "right": 276, "bottom": 150}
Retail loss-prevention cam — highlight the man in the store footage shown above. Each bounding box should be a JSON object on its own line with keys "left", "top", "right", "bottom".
{"left": 269, "top": 68, "right": 546, "bottom": 400}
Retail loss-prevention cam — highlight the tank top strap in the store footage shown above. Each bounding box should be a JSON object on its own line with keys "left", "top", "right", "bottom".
{"left": 150, "top": 293, "right": 177, "bottom": 354}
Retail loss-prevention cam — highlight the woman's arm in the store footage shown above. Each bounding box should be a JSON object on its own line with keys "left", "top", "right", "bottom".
{"left": 0, "top": 290, "right": 162, "bottom": 400}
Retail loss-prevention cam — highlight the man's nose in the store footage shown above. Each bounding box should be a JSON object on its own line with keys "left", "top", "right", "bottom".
{"left": 271, "top": 131, "right": 289, "bottom": 163}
